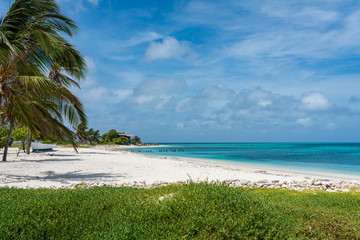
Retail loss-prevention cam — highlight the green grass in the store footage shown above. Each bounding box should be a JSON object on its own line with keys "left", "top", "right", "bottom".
{"left": 0, "top": 183, "right": 359, "bottom": 239}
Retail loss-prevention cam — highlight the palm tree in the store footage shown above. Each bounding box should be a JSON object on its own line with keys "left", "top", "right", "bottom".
{"left": 0, "top": 0, "right": 87, "bottom": 161}
{"left": 89, "top": 128, "right": 101, "bottom": 144}
{"left": 26, "top": 128, "right": 32, "bottom": 154}
{"left": 74, "top": 122, "right": 89, "bottom": 144}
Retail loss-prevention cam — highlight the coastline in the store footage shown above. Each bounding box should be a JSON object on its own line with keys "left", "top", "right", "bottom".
{"left": 120, "top": 144, "right": 360, "bottom": 181}
{"left": 158, "top": 154, "right": 360, "bottom": 182}
{"left": 0, "top": 146, "right": 360, "bottom": 191}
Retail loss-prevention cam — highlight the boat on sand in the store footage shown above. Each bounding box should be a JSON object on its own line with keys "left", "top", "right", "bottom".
{"left": 31, "top": 142, "right": 56, "bottom": 152}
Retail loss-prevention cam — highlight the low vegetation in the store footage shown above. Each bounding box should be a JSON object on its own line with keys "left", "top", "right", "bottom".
{"left": 0, "top": 183, "right": 359, "bottom": 239}
{"left": 0, "top": 125, "right": 142, "bottom": 151}
{"left": 100, "top": 129, "right": 142, "bottom": 145}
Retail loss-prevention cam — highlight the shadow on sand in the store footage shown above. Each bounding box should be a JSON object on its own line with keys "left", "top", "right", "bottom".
{"left": 4, "top": 171, "right": 127, "bottom": 185}
{"left": 78, "top": 151, "right": 114, "bottom": 155}
{"left": 22, "top": 158, "right": 83, "bottom": 163}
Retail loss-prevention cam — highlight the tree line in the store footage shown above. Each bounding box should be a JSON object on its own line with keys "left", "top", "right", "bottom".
{"left": 75, "top": 125, "right": 142, "bottom": 145}
{"left": 0, "top": 124, "right": 142, "bottom": 149}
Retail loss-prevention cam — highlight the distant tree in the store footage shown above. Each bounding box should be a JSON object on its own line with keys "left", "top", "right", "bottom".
{"left": 87, "top": 128, "right": 100, "bottom": 144}
{"left": 87, "top": 128, "right": 94, "bottom": 143}
{"left": 75, "top": 123, "right": 89, "bottom": 144}
{"left": 0, "top": 125, "right": 13, "bottom": 149}
{"left": 99, "top": 129, "right": 139, "bottom": 145}
{"left": 12, "top": 127, "right": 27, "bottom": 142}
{"left": 101, "top": 129, "right": 119, "bottom": 143}
{"left": 92, "top": 130, "right": 101, "bottom": 143}
{"left": 12, "top": 127, "right": 28, "bottom": 152}
{"left": 113, "top": 136, "right": 129, "bottom": 145}
{"left": 131, "top": 136, "right": 142, "bottom": 145}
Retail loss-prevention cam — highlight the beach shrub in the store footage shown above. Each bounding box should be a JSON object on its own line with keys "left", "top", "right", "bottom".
{"left": 12, "top": 127, "right": 28, "bottom": 150}
{"left": 131, "top": 136, "right": 142, "bottom": 145}
{"left": 0, "top": 125, "right": 13, "bottom": 148}
{"left": 113, "top": 136, "right": 129, "bottom": 145}
{"left": 251, "top": 188, "right": 360, "bottom": 239}
{"left": 101, "top": 129, "right": 119, "bottom": 143}
{"left": 12, "top": 127, "right": 27, "bottom": 142}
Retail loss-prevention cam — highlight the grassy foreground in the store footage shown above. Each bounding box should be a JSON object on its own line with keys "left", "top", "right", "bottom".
{"left": 0, "top": 183, "right": 359, "bottom": 239}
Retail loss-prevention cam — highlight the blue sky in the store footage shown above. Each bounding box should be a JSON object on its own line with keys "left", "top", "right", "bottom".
{"left": 2, "top": 0, "right": 360, "bottom": 142}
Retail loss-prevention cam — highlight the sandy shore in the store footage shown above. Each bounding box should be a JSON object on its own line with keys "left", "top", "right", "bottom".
{"left": 1, "top": 146, "right": 360, "bottom": 190}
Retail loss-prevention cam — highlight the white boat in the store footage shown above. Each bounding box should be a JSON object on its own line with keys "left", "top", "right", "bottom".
{"left": 31, "top": 142, "right": 56, "bottom": 151}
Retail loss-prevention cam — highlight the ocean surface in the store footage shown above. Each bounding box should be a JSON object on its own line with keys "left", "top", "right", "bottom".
{"left": 121, "top": 143, "right": 360, "bottom": 177}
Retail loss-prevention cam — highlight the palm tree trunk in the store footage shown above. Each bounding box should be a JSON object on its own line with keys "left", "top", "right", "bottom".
{"left": 26, "top": 128, "right": 32, "bottom": 155}
{"left": 2, "top": 120, "right": 14, "bottom": 162}
{"left": 0, "top": 85, "right": 2, "bottom": 114}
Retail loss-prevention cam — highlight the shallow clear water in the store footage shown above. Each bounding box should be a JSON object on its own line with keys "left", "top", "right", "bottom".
{"left": 121, "top": 143, "right": 360, "bottom": 177}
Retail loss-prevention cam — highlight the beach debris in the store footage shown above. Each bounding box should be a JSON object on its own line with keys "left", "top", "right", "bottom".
{"left": 158, "top": 193, "right": 175, "bottom": 201}
{"left": 2, "top": 178, "right": 360, "bottom": 192}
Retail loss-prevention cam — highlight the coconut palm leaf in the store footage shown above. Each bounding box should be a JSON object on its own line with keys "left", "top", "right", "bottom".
{"left": 1, "top": 0, "right": 87, "bottom": 161}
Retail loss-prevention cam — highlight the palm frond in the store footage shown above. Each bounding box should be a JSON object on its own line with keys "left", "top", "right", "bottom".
{"left": 0, "top": 0, "right": 87, "bottom": 158}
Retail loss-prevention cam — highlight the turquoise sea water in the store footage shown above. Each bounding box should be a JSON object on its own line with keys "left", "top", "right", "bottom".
{"left": 121, "top": 143, "right": 360, "bottom": 177}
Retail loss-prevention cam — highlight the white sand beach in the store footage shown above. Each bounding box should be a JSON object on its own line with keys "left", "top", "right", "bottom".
{"left": 1, "top": 146, "right": 360, "bottom": 190}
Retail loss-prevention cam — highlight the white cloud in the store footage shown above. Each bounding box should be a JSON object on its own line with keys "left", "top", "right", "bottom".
{"left": 258, "top": 100, "right": 272, "bottom": 108}
{"left": 113, "top": 89, "right": 132, "bottom": 102}
{"left": 230, "top": 88, "right": 275, "bottom": 110}
{"left": 247, "top": 88, "right": 272, "bottom": 104}
{"left": 81, "top": 87, "right": 110, "bottom": 103}
{"left": 198, "top": 84, "right": 235, "bottom": 99}
{"left": 297, "top": 118, "right": 312, "bottom": 127}
{"left": 124, "top": 32, "right": 162, "bottom": 47}
{"left": 225, "top": 3, "right": 360, "bottom": 62}
{"left": 114, "top": 71, "right": 144, "bottom": 85}
{"left": 171, "top": 0, "right": 241, "bottom": 30}
{"left": 85, "top": 56, "right": 96, "bottom": 72}
{"left": 154, "top": 95, "right": 172, "bottom": 110}
{"left": 120, "top": 79, "right": 187, "bottom": 110}
{"left": 81, "top": 75, "right": 97, "bottom": 88}
{"left": 185, "top": 1, "right": 217, "bottom": 13}
{"left": 134, "top": 78, "right": 187, "bottom": 95}
{"left": 110, "top": 82, "right": 358, "bottom": 140}
{"left": 57, "top": 0, "right": 86, "bottom": 12}
{"left": 59, "top": 0, "right": 100, "bottom": 6}
{"left": 105, "top": 55, "right": 136, "bottom": 61}
{"left": 339, "top": 10, "right": 360, "bottom": 48}
{"left": 79, "top": 57, "right": 98, "bottom": 88}
{"left": 144, "top": 37, "right": 194, "bottom": 60}
{"left": 300, "top": 92, "right": 333, "bottom": 111}
{"left": 261, "top": 3, "right": 339, "bottom": 28}
{"left": 134, "top": 95, "right": 155, "bottom": 105}
{"left": 79, "top": 87, "right": 132, "bottom": 104}
{"left": 228, "top": 30, "right": 340, "bottom": 60}
{"left": 97, "top": 32, "right": 162, "bottom": 60}
{"left": 174, "top": 84, "right": 235, "bottom": 116}
{"left": 87, "top": 0, "right": 100, "bottom": 5}
{"left": 131, "top": 94, "right": 174, "bottom": 110}
{"left": 175, "top": 98, "right": 192, "bottom": 113}
{"left": 326, "top": 122, "right": 336, "bottom": 130}
{"left": 228, "top": 88, "right": 299, "bottom": 122}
